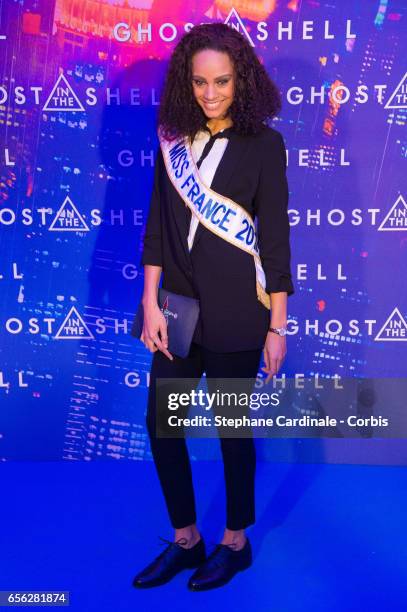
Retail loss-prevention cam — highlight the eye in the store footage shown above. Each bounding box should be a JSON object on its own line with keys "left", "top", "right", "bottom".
{"left": 192, "top": 78, "right": 230, "bottom": 87}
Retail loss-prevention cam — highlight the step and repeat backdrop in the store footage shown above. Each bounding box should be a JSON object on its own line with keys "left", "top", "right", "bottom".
{"left": 0, "top": 0, "right": 406, "bottom": 463}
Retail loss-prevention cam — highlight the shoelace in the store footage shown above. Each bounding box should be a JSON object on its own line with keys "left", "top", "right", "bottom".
{"left": 207, "top": 538, "right": 241, "bottom": 550}
{"left": 154, "top": 535, "right": 196, "bottom": 562}
{"left": 155, "top": 535, "right": 241, "bottom": 568}
{"left": 158, "top": 535, "right": 190, "bottom": 548}
{"left": 203, "top": 540, "right": 242, "bottom": 570}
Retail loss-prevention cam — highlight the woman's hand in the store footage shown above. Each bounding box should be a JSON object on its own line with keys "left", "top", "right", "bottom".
{"left": 261, "top": 331, "right": 287, "bottom": 384}
{"left": 140, "top": 301, "right": 174, "bottom": 361}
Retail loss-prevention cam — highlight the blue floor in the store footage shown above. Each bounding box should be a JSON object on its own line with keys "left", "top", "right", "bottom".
{"left": 1, "top": 460, "right": 406, "bottom": 611}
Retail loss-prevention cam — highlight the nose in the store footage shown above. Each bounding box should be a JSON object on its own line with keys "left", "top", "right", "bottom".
{"left": 204, "top": 83, "right": 217, "bottom": 100}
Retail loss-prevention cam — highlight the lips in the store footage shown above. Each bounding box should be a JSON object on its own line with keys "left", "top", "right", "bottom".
{"left": 204, "top": 101, "right": 221, "bottom": 109}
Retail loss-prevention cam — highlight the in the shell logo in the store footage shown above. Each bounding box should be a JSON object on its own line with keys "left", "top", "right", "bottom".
{"left": 43, "top": 72, "right": 85, "bottom": 112}
{"left": 377, "top": 195, "right": 407, "bottom": 231}
{"left": 224, "top": 7, "right": 255, "bottom": 47}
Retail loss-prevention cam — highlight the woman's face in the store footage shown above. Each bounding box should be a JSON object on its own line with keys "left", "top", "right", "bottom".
{"left": 191, "top": 49, "right": 235, "bottom": 120}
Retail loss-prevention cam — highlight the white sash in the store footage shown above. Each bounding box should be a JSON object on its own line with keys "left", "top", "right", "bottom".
{"left": 159, "top": 131, "right": 271, "bottom": 310}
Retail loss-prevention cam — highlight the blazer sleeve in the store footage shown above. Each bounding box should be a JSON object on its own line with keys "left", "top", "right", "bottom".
{"left": 140, "top": 146, "right": 163, "bottom": 267}
{"left": 253, "top": 129, "right": 295, "bottom": 296}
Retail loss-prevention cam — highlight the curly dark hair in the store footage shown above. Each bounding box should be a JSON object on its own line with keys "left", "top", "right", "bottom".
{"left": 157, "top": 22, "right": 282, "bottom": 141}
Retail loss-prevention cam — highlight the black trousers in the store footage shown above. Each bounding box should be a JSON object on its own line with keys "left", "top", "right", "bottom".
{"left": 146, "top": 341, "right": 263, "bottom": 531}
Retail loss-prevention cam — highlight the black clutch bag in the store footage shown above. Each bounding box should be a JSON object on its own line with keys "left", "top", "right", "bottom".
{"left": 130, "top": 287, "right": 200, "bottom": 358}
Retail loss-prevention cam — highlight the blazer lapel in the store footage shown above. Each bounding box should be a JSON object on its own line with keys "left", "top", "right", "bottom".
{"left": 170, "top": 183, "right": 192, "bottom": 260}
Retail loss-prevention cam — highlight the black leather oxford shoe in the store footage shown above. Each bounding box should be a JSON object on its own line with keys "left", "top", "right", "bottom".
{"left": 132, "top": 536, "right": 206, "bottom": 588}
{"left": 187, "top": 537, "right": 252, "bottom": 591}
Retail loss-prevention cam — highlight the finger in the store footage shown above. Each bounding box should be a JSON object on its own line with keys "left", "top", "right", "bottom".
{"left": 145, "top": 337, "right": 158, "bottom": 352}
{"left": 161, "top": 348, "right": 174, "bottom": 361}
{"left": 151, "top": 334, "right": 173, "bottom": 361}
{"left": 270, "top": 358, "right": 279, "bottom": 374}
{"left": 275, "top": 358, "right": 284, "bottom": 373}
{"left": 158, "top": 341, "right": 174, "bottom": 360}
{"left": 263, "top": 348, "right": 270, "bottom": 371}
{"left": 159, "top": 321, "right": 168, "bottom": 348}
{"left": 265, "top": 360, "right": 278, "bottom": 384}
{"left": 151, "top": 334, "right": 165, "bottom": 352}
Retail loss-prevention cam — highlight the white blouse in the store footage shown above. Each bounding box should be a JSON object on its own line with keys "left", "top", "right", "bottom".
{"left": 187, "top": 128, "right": 230, "bottom": 251}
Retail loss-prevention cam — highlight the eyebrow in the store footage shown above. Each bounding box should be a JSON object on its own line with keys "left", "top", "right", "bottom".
{"left": 192, "top": 74, "right": 233, "bottom": 79}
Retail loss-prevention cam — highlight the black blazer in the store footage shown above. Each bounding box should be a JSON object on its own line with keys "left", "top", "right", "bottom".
{"left": 140, "top": 125, "right": 295, "bottom": 352}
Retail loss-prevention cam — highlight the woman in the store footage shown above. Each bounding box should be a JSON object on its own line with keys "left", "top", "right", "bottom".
{"left": 133, "top": 22, "right": 294, "bottom": 591}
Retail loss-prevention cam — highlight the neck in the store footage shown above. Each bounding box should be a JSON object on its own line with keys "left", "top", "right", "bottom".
{"left": 206, "top": 116, "right": 233, "bottom": 136}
